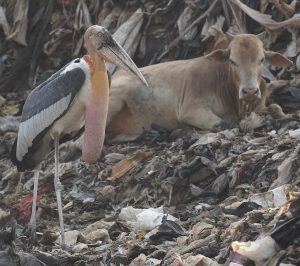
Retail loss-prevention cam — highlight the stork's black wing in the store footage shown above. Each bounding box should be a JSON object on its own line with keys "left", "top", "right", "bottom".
{"left": 11, "top": 58, "right": 89, "bottom": 171}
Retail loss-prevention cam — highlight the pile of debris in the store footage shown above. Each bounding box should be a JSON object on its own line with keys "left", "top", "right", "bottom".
{"left": 1, "top": 122, "right": 300, "bottom": 265}
{"left": 1, "top": 0, "right": 300, "bottom": 265}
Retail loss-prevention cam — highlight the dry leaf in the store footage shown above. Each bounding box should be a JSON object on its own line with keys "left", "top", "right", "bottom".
{"left": 0, "top": 7, "right": 10, "bottom": 36}
{"left": 108, "top": 150, "right": 154, "bottom": 181}
{"left": 269, "top": 0, "right": 295, "bottom": 18}
{"left": 227, "top": 0, "right": 246, "bottom": 33}
{"left": 260, "top": 0, "right": 270, "bottom": 13}
{"left": 177, "top": 6, "right": 198, "bottom": 41}
{"left": 229, "top": 0, "right": 300, "bottom": 30}
{"left": 0, "top": 94, "right": 6, "bottom": 107}
{"left": 107, "top": 9, "right": 144, "bottom": 75}
{"left": 284, "top": 28, "right": 300, "bottom": 57}
{"left": 1, "top": 104, "right": 20, "bottom": 116}
{"left": 43, "top": 29, "right": 72, "bottom": 56}
{"left": 101, "top": 6, "right": 122, "bottom": 30}
{"left": 201, "top": 15, "right": 225, "bottom": 41}
{"left": 6, "top": 0, "right": 29, "bottom": 46}
{"left": 74, "top": 0, "right": 92, "bottom": 31}
{"left": 271, "top": 145, "right": 300, "bottom": 189}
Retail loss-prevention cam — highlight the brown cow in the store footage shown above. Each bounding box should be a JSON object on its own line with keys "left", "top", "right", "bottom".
{"left": 106, "top": 34, "right": 292, "bottom": 139}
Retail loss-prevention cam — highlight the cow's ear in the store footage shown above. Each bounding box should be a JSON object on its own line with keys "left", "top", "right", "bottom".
{"left": 265, "top": 51, "right": 293, "bottom": 67}
{"left": 206, "top": 49, "right": 229, "bottom": 62}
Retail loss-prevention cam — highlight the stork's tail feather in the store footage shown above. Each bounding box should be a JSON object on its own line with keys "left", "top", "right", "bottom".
{"left": 10, "top": 134, "right": 48, "bottom": 172}
{"left": 10, "top": 138, "right": 25, "bottom": 172}
{"left": 11, "top": 127, "right": 85, "bottom": 172}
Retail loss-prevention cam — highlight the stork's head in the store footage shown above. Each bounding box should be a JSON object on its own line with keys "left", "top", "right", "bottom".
{"left": 84, "top": 25, "right": 147, "bottom": 86}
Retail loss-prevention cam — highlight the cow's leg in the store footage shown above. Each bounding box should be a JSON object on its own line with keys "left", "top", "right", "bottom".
{"left": 178, "top": 107, "right": 226, "bottom": 131}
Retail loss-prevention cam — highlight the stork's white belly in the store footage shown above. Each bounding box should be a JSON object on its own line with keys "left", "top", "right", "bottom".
{"left": 50, "top": 77, "right": 92, "bottom": 137}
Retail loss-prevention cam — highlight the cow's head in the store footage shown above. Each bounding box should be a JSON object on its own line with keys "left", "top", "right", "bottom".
{"left": 207, "top": 34, "right": 293, "bottom": 102}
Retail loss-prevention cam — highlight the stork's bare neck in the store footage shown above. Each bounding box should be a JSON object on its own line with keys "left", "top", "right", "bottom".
{"left": 81, "top": 55, "right": 109, "bottom": 162}
{"left": 81, "top": 25, "right": 148, "bottom": 162}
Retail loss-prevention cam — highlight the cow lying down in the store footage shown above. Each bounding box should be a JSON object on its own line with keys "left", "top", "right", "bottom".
{"left": 106, "top": 34, "right": 293, "bottom": 140}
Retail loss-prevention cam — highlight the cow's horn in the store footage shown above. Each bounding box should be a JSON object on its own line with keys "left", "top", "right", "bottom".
{"left": 225, "top": 32, "right": 234, "bottom": 41}
{"left": 257, "top": 31, "right": 267, "bottom": 41}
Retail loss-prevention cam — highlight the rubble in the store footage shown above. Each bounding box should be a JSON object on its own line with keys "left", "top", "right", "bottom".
{"left": 1, "top": 0, "right": 300, "bottom": 265}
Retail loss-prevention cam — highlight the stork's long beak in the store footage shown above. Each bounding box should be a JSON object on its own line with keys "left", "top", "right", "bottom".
{"left": 85, "top": 25, "right": 148, "bottom": 86}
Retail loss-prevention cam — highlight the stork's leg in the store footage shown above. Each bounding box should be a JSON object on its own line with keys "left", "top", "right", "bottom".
{"left": 28, "top": 166, "right": 40, "bottom": 243}
{"left": 16, "top": 172, "right": 24, "bottom": 194}
{"left": 54, "top": 136, "right": 66, "bottom": 247}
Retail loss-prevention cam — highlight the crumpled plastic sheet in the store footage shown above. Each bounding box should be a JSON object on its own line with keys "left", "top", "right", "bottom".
{"left": 119, "top": 206, "right": 178, "bottom": 231}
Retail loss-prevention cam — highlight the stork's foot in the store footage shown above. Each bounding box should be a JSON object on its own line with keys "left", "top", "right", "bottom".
{"left": 60, "top": 243, "right": 71, "bottom": 251}
{"left": 16, "top": 172, "right": 24, "bottom": 195}
{"left": 75, "top": 159, "right": 94, "bottom": 175}
{"left": 25, "top": 223, "right": 37, "bottom": 246}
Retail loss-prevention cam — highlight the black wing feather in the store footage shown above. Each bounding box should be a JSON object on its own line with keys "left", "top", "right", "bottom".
{"left": 22, "top": 68, "right": 85, "bottom": 121}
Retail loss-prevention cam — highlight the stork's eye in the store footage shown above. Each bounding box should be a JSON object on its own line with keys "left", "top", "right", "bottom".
{"left": 97, "top": 43, "right": 103, "bottom": 50}
{"left": 229, "top": 59, "right": 238, "bottom": 66}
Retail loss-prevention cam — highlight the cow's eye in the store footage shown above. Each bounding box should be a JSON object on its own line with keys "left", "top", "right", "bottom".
{"left": 229, "top": 59, "right": 238, "bottom": 66}
{"left": 260, "top": 58, "right": 265, "bottom": 64}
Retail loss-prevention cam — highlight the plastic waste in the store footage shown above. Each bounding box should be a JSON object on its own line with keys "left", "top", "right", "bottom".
{"left": 119, "top": 206, "right": 177, "bottom": 231}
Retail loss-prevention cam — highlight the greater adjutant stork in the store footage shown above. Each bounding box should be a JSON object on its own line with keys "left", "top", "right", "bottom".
{"left": 10, "top": 25, "right": 147, "bottom": 246}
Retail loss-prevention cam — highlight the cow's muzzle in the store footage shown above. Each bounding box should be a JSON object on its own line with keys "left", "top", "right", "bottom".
{"left": 240, "top": 87, "right": 261, "bottom": 101}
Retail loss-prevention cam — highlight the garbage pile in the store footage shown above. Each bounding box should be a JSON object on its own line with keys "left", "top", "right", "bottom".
{"left": 1, "top": 123, "right": 300, "bottom": 265}
{"left": 1, "top": 0, "right": 300, "bottom": 265}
